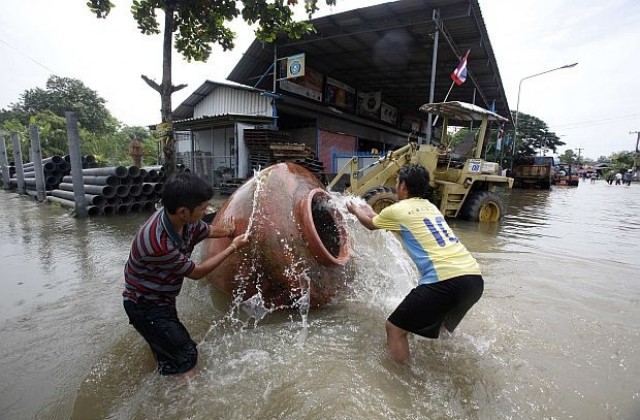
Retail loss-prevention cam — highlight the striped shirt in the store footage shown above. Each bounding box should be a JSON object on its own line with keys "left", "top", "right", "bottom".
{"left": 123, "top": 208, "right": 210, "bottom": 306}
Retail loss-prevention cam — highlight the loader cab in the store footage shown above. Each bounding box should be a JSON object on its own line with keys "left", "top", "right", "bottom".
{"left": 418, "top": 101, "right": 508, "bottom": 168}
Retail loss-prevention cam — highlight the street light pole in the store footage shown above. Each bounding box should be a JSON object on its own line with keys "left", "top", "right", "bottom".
{"left": 512, "top": 62, "right": 578, "bottom": 167}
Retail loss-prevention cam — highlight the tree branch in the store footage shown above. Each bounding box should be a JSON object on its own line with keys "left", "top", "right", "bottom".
{"left": 140, "top": 75, "right": 161, "bottom": 93}
{"left": 171, "top": 83, "right": 188, "bottom": 94}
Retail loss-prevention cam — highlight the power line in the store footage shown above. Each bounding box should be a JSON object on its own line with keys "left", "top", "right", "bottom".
{"left": 550, "top": 113, "right": 640, "bottom": 131}
{"left": 0, "top": 38, "right": 56, "bottom": 75}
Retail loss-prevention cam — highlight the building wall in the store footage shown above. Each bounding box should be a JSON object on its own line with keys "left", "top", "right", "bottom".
{"left": 287, "top": 127, "right": 317, "bottom": 150}
{"left": 278, "top": 102, "right": 407, "bottom": 148}
{"left": 183, "top": 124, "right": 254, "bottom": 182}
{"left": 188, "top": 126, "right": 236, "bottom": 186}
{"left": 236, "top": 123, "right": 252, "bottom": 179}
{"left": 316, "top": 114, "right": 406, "bottom": 146}
{"left": 178, "top": 83, "right": 412, "bottom": 181}
{"left": 319, "top": 131, "right": 356, "bottom": 173}
{"left": 194, "top": 87, "right": 272, "bottom": 118}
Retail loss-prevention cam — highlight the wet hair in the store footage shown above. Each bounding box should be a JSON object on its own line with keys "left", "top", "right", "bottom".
{"left": 161, "top": 172, "right": 214, "bottom": 214}
{"left": 398, "top": 164, "right": 430, "bottom": 199}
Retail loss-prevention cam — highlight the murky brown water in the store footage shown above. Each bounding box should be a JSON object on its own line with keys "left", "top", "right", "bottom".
{"left": 1, "top": 180, "right": 639, "bottom": 419}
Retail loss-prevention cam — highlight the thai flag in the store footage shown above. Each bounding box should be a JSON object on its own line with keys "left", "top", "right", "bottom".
{"left": 451, "top": 50, "right": 470, "bottom": 86}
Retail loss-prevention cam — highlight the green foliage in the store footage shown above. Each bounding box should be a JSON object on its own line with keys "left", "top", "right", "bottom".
{"left": 1, "top": 76, "right": 119, "bottom": 161}
{"left": 4, "top": 76, "right": 117, "bottom": 135}
{"left": 0, "top": 74, "right": 156, "bottom": 165}
{"left": 558, "top": 149, "right": 577, "bottom": 165}
{"left": 512, "top": 111, "right": 565, "bottom": 156}
{"left": 81, "top": 126, "right": 157, "bottom": 166}
{"left": 87, "top": 0, "right": 337, "bottom": 63}
{"left": 449, "top": 128, "right": 470, "bottom": 149}
{"left": 608, "top": 151, "right": 635, "bottom": 173}
{"left": 0, "top": 110, "right": 68, "bottom": 159}
{"left": 0, "top": 118, "right": 154, "bottom": 166}
{"left": 87, "top": 0, "right": 114, "bottom": 18}
{"left": 86, "top": 0, "right": 338, "bottom": 175}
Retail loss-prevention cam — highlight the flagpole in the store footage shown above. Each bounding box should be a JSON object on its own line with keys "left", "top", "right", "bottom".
{"left": 432, "top": 80, "right": 455, "bottom": 127}
{"left": 443, "top": 80, "right": 456, "bottom": 102}
{"left": 432, "top": 49, "right": 469, "bottom": 128}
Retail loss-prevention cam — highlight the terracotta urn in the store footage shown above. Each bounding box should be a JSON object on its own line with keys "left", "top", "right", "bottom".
{"left": 204, "top": 162, "right": 352, "bottom": 310}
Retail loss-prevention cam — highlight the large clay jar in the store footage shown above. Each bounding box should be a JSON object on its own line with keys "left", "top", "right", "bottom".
{"left": 204, "top": 162, "right": 352, "bottom": 310}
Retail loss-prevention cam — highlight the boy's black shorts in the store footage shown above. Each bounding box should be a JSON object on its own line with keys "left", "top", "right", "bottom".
{"left": 123, "top": 300, "right": 197, "bottom": 375}
{"left": 387, "top": 274, "right": 484, "bottom": 338}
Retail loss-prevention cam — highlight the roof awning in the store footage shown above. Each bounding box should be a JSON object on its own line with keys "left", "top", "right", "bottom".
{"left": 227, "top": 0, "right": 510, "bottom": 124}
{"left": 419, "top": 101, "right": 509, "bottom": 122}
{"left": 172, "top": 114, "right": 275, "bottom": 131}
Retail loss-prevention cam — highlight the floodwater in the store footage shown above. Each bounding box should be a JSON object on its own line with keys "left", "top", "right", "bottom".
{"left": 1, "top": 180, "right": 639, "bottom": 419}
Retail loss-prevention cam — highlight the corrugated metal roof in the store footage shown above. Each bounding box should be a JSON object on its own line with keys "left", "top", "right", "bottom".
{"left": 172, "top": 113, "right": 275, "bottom": 131}
{"left": 227, "top": 0, "right": 510, "bottom": 124}
{"left": 173, "top": 80, "right": 265, "bottom": 120}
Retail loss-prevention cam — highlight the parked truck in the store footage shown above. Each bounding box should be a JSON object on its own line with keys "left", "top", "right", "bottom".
{"left": 553, "top": 163, "right": 580, "bottom": 186}
{"left": 512, "top": 156, "right": 555, "bottom": 189}
{"left": 327, "top": 101, "right": 513, "bottom": 222}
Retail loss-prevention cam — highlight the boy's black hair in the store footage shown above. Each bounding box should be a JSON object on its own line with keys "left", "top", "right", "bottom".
{"left": 161, "top": 172, "right": 214, "bottom": 214}
{"left": 398, "top": 164, "right": 430, "bottom": 199}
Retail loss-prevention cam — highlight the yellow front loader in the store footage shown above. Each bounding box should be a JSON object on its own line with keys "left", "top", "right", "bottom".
{"left": 327, "top": 101, "right": 513, "bottom": 221}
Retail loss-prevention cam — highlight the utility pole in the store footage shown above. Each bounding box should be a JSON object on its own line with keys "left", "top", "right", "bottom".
{"left": 630, "top": 131, "right": 639, "bottom": 173}
{"left": 574, "top": 147, "right": 583, "bottom": 165}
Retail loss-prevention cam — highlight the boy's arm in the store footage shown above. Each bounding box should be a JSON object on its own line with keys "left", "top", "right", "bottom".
{"left": 188, "top": 233, "right": 250, "bottom": 279}
{"left": 208, "top": 216, "right": 236, "bottom": 238}
{"left": 346, "top": 201, "right": 378, "bottom": 231}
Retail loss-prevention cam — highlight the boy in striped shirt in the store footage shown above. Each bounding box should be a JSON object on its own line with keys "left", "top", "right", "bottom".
{"left": 123, "top": 172, "right": 249, "bottom": 375}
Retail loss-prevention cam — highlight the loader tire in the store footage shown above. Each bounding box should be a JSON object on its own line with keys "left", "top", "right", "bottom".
{"left": 363, "top": 187, "right": 398, "bottom": 214}
{"left": 460, "top": 190, "right": 504, "bottom": 222}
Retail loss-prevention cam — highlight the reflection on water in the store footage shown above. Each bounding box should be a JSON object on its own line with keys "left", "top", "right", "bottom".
{"left": 1, "top": 181, "right": 639, "bottom": 419}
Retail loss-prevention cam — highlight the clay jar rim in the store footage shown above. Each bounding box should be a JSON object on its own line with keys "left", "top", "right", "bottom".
{"left": 295, "top": 188, "right": 350, "bottom": 266}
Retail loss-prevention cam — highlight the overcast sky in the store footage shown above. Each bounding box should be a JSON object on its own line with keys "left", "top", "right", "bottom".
{"left": 1, "top": 0, "right": 639, "bottom": 160}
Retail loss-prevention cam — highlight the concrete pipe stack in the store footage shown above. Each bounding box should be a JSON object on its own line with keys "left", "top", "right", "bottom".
{"left": 6, "top": 155, "right": 96, "bottom": 191}
{"left": 142, "top": 163, "right": 190, "bottom": 175}
{"left": 49, "top": 165, "right": 166, "bottom": 216}
{"left": 0, "top": 163, "right": 16, "bottom": 186}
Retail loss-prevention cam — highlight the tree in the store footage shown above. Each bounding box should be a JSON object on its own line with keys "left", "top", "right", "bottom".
{"left": 9, "top": 76, "right": 117, "bottom": 135}
{"left": 558, "top": 149, "right": 577, "bottom": 165}
{"left": 609, "top": 151, "right": 635, "bottom": 173}
{"left": 0, "top": 76, "right": 120, "bottom": 159}
{"left": 88, "top": 0, "right": 337, "bottom": 176}
{"left": 512, "top": 111, "right": 565, "bottom": 157}
{"left": 80, "top": 125, "right": 157, "bottom": 166}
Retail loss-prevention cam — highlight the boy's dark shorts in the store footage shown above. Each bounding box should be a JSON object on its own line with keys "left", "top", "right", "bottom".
{"left": 123, "top": 300, "right": 197, "bottom": 375}
{"left": 387, "top": 274, "right": 484, "bottom": 338}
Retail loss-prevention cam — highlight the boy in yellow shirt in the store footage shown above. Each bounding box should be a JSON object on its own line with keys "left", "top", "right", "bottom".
{"left": 347, "top": 164, "right": 483, "bottom": 363}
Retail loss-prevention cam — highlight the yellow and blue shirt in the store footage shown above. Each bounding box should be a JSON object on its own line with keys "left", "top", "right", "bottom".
{"left": 373, "top": 198, "right": 481, "bottom": 285}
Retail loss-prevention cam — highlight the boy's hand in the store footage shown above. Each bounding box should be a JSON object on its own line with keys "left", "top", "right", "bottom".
{"left": 346, "top": 200, "right": 360, "bottom": 214}
{"left": 221, "top": 216, "right": 236, "bottom": 237}
{"left": 231, "top": 232, "right": 250, "bottom": 251}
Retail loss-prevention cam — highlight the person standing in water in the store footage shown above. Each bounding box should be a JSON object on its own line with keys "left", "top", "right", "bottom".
{"left": 347, "top": 164, "right": 484, "bottom": 364}
{"left": 123, "top": 172, "right": 250, "bottom": 375}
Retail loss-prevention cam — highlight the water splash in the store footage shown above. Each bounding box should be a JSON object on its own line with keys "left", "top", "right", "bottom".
{"left": 244, "top": 166, "right": 266, "bottom": 237}
{"left": 281, "top": 238, "right": 311, "bottom": 327}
